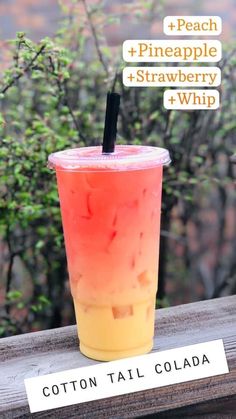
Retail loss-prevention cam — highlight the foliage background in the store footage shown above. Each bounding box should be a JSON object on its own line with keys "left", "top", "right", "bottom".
{"left": 0, "top": 0, "right": 235, "bottom": 336}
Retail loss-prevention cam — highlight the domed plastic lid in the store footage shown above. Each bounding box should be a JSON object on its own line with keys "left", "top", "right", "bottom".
{"left": 48, "top": 145, "right": 171, "bottom": 171}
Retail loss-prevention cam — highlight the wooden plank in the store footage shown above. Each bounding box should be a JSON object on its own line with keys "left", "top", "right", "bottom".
{"left": 147, "top": 395, "right": 236, "bottom": 418}
{"left": 0, "top": 295, "right": 235, "bottom": 418}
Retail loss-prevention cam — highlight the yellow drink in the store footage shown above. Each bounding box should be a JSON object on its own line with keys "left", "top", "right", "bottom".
{"left": 49, "top": 145, "right": 170, "bottom": 361}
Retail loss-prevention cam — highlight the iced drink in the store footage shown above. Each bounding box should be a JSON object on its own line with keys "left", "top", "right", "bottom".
{"left": 48, "top": 145, "right": 170, "bottom": 361}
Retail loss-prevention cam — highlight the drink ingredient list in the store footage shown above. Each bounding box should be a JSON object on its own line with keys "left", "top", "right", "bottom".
{"left": 123, "top": 16, "right": 222, "bottom": 110}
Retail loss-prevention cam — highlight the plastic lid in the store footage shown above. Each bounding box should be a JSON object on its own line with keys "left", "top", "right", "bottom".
{"left": 48, "top": 145, "right": 171, "bottom": 171}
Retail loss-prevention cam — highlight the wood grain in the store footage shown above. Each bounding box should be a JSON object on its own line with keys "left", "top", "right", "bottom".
{"left": 0, "top": 295, "right": 235, "bottom": 418}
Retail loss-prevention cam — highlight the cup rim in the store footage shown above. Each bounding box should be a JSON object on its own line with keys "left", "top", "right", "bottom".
{"left": 48, "top": 145, "right": 171, "bottom": 171}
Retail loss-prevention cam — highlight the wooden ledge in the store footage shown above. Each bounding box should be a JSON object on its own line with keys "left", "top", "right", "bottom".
{"left": 1, "top": 295, "right": 236, "bottom": 418}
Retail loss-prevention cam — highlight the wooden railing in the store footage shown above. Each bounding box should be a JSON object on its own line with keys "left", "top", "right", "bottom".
{"left": 1, "top": 295, "right": 235, "bottom": 418}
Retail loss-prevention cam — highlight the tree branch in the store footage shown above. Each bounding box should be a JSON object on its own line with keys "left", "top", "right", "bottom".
{"left": 81, "top": 0, "right": 109, "bottom": 77}
{"left": 5, "top": 228, "right": 15, "bottom": 315}
{"left": 47, "top": 56, "right": 87, "bottom": 143}
{"left": 63, "top": 80, "right": 87, "bottom": 143}
{"left": 1, "top": 44, "right": 46, "bottom": 94}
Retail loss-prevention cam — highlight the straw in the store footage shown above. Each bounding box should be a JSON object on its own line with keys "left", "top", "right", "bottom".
{"left": 102, "top": 91, "right": 120, "bottom": 153}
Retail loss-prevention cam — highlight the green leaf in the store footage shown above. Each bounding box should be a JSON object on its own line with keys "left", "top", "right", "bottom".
{"left": 149, "top": 111, "right": 160, "bottom": 121}
{"left": 184, "top": 195, "right": 193, "bottom": 201}
{"left": 7, "top": 290, "right": 22, "bottom": 301}
{"left": 38, "top": 295, "right": 51, "bottom": 306}
{"left": 0, "top": 113, "right": 5, "bottom": 127}
{"left": 31, "top": 70, "right": 44, "bottom": 80}
{"left": 193, "top": 156, "right": 204, "bottom": 164}
{"left": 36, "top": 240, "right": 44, "bottom": 249}
{"left": 0, "top": 327, "right": 5, "bottom": 336}
{"left": 189, "top": 178, "right": 198, "bottom": 185}
{"left": 170, "top": 137, "right": 180, "bottom": 145}
{"left": 16, "top": 31, "right": 26, "bottom": 39}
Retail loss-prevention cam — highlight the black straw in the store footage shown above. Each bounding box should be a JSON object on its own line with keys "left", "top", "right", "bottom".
{"left": 102, "top": 91, "right": 120, "bottom": 153}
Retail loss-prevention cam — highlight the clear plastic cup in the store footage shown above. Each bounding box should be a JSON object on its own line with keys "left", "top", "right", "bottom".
{"left": 48, "top": 145, "right": 170, "bottom": 361}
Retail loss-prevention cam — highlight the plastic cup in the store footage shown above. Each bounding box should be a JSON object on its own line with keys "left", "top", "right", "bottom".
{"left": 48, "top": 145, "right": 170, "bottom": 361}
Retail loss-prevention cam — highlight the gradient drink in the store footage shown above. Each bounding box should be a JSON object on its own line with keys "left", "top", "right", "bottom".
{"left": 48, "top": 145, "right": 170, "bottom": 361}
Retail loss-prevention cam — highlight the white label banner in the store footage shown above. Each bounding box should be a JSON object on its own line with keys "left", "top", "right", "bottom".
{"left": 163, "top": 16, "right": 222, "bottom": 36}
{"left": 24, "top": 339, "right": 229, "bottom": 413}
{"left": 164, "top": 89, "right": 220, "bottom": 109}
{"left": 123, "top": 40, "right": 222, "bottom": 62}
{"left": 123, "top": 67, "right": 221, "bottom": 87}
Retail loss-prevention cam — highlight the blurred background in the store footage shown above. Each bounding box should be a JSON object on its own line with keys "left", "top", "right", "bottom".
{"left": 0, "top": 0, "right": 235, "bottom": 69}
{"left": 0, "top": 0, "right": 236, "bottom": 42}
{"left": 0, "top": 0, "right": 235, "bottom": 336}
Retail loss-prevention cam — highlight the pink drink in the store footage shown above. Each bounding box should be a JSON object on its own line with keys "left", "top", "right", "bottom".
{"left": 48, "top": 145, "right": 170, "bottom": 361}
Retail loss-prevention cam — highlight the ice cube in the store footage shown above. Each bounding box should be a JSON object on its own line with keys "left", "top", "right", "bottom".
{"left": 112, "top": 305, "right": 133, "bottom": 319}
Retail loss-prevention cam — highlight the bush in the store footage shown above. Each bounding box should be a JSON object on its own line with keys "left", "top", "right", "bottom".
{"left": 0, "top": 1, "right": 235, "bottom": 336}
